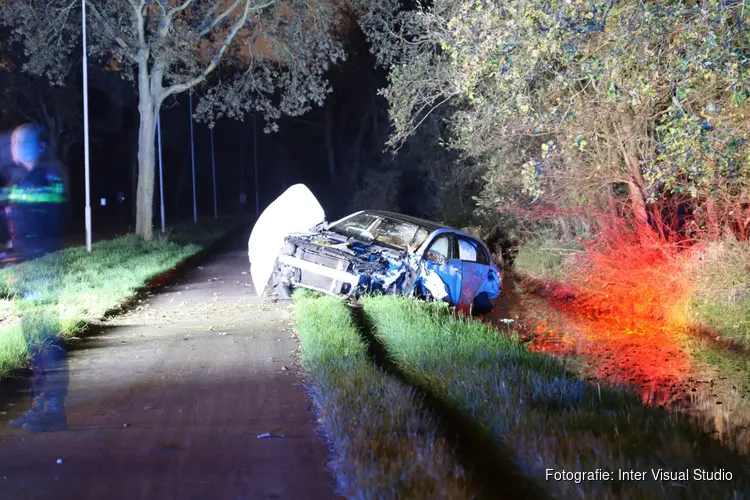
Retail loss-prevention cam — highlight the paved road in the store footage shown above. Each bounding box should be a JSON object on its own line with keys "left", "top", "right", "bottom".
{"left": 0, "top": 228, "right": 335, "bottom": 500}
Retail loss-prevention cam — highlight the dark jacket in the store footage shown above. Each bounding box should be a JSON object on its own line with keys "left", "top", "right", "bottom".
{"left": 1, "top": 160, "right": 66, "bottom": 257}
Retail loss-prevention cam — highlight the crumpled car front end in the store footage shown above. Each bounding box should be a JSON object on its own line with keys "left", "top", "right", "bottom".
{"left": 273, "top": 231, "right": 416, "bottom": 298}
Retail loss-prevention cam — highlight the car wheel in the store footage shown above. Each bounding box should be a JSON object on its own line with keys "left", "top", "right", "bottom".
{"left": 472, "top": 292, "right": 493, "bottom": 315}
{"left": 275, "top": 282, "right": 293, "bottom": 299}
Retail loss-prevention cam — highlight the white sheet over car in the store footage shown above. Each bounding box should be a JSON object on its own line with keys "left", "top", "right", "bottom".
{"left": 248, "top": 184, "right": 325, "bottom": 296}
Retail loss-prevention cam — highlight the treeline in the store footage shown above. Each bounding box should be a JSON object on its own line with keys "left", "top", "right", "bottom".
{"left": 358, "top": 0, "right": 750, "bottom": 244}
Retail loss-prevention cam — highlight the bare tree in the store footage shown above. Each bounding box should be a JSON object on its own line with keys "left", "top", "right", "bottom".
{"left": 0, "top": 1, "right": 346, "bottom": 240}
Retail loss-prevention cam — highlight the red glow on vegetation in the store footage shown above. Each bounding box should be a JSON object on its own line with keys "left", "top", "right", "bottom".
{"left": 492, "top": 286, "right": 696, "bottom": 407}
{"left": 490, "top": 201, "right": 741, "bottom": 407}
{"left": 570, "top": 218, "right": 695, "bottom": 326}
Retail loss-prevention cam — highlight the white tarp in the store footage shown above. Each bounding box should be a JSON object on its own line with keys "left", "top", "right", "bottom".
{"left": 248, "top": 184, "right": 325, "bottom": 295}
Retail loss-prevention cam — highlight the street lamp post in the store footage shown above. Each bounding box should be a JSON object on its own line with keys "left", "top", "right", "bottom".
{"left": 240, "top": 135, "right": 244, "bottom": 214}
{"left": 253, "top": 113, "right": 259, "bottom": 214}
{"left": 189, "top": 90, "right": 197, "bottom": 223}
{"left": 210, "top": 126, "right": 217, "bottom": 219}
{"left": 157, "top": 113, "right": 165, "bottom": 232}
{"left": 81, "top": 0, "right": 92, "bottom": 252}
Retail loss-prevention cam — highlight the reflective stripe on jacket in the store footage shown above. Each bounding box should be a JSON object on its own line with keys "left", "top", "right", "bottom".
{"left": 0, "top": 183, "right": 65, "bottom": 204}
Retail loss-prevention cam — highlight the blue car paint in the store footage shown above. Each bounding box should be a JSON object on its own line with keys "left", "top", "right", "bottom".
{"left": 420, "top": 259, "right": 463, "bottom": 305}
{"left": 409, "top": 227, "right": 502, "bottom": 307}
{"left": 375, "top": 226, "right": 502, "bottom": 307}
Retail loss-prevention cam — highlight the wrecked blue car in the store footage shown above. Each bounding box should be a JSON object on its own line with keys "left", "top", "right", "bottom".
{"left": 248, "top": 184, "right": 502, "bottom": 313}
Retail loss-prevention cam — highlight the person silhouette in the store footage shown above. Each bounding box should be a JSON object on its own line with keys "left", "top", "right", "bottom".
{"left": 5, "top": 123, "right": 69, "bottom": 432}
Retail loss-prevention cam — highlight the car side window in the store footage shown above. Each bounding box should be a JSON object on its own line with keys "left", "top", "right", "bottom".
{"left": 425, "top": 234, "right": 452, "bottom": 262}
{"left": 458, "top": 236, "right": 489, "bottom": 265}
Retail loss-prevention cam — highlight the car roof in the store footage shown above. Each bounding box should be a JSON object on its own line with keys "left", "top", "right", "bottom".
{"left": 365, "top": 210, "right": 451, "bottom": 232}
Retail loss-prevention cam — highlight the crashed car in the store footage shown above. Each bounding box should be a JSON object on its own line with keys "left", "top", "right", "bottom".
{"left": 248, "top": 184, "right": 502, "bottom": 313}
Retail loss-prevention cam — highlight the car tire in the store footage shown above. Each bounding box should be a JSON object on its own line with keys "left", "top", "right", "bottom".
{"left": 472, "top": 292, "right": 493, "bottom": 315}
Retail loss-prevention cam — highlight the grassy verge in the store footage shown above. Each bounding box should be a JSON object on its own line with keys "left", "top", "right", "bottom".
{"left": 687, "top": 238, "right": 750, "bottom": 348}
{"left": 293, "top": 291, "right": 470, "bottom": 499}
{"left": 513, "top": 237, "right": 582, "bottom": 282}
{"left": 0, "top": 216, "right": 245, "bottom": 376}
{"left": 362, "top": 295, "right": 750, "bottom": 499}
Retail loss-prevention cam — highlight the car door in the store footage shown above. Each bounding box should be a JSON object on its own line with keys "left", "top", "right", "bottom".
{"left": 456, "top": 235, "right": 500, "bottom": 309}
{"left": 421, "top": 232, "right": 462, "bottom": 305}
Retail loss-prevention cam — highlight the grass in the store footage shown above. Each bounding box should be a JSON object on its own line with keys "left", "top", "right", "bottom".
{"left": 513, "top": 237, "right": 583, "bottom": 282}
{"left": 687, "top": 237, "right": 750, "bottom": 348}
{"left": 292, "top": 291, "right": 470, "bottom": 499}
{"left": 0, "top": 216, "right": 245, "bottom": 376}
{"left": 360, "top": 295, "right": 750, "bottom": 499}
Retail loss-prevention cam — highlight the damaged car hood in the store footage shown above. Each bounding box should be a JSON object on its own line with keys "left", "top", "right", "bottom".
{"left": 247, "top": 183, "right": 325, "bottom": 295}
{"left": 280, "top": 231, "right": 419, "bottom": 295}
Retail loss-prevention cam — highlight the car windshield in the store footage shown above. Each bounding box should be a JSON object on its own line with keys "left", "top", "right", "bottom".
{"left": 329, "top": 212, "right": 429, "bottom": 250}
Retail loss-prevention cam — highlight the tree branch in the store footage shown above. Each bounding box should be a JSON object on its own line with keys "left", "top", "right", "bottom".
{"left": 85, "top": 0, "right": 135, "bottom": 58}
{"left": 0, "top": 97, "right": 35, "bottom": 122}
{"left": 389, "top": 91, "right": 460, "bottom": 151}
{"left": 158, "top": 0, "right": 198, "bottom": 38}
{"left": 200, "top": 0, "right": 243, "bottom": 36}
{"left": 160, "top": 0, "right": 276, "bottom": 101}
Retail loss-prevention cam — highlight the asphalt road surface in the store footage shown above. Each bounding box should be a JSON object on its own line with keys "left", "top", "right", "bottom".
{"left": 0, "top": 228, "right": 335, "bottom": 500}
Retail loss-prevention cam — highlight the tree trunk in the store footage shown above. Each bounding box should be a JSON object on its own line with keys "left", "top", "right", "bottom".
{"left": 624, "top": 154, "right": 649, "bottom": 230}
{"left": 619, "top": 133, "right": 650, "bottom": 231}
{"left": 706, "top": 197, "right": 719, "bottom": 241}
{"left": 614, "top": 116, "right": 651, "bottom": 232}
{"left": 607, "top": 183, "right": 617, "bottom": 218}
{"left": 134, "top": 57, "right": 158, "bottom": 241}
{"left": 348, "top": 109, "right": 369, "bottom": 186}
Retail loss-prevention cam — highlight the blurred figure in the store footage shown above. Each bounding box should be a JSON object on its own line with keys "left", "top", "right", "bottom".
{"left": 6, "top": 123, "right": 68, "bottom": 432}
{"left": 0, "top": 131, "right": 26, "bottom": 255}
{"left": 0, "top": 198, "right": 11, "bottom": 255}
{"left": 4, "top": 123, "right": 66, "bottom": 257}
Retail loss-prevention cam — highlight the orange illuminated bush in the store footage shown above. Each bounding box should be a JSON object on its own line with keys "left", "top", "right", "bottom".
{"left": 567, "top": 216, "right": 694, "bottom": 324}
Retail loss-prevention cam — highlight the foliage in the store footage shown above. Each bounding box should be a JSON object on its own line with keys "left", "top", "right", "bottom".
{"left": 347, "top": 107, "right": 480, "bottom": 225}
{"left": 368, "top": 0, "right": 750, "bottom": 236}
{"left": 0, "top": 29, "right": 133, "bottom": 167}
{"left": 687, "top": 236, "right": 750, "bottom": 347}
{"left": 0, "top": 0, "right": 348, "bottom": 129}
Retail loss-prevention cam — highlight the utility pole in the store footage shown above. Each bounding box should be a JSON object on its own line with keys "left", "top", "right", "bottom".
{"left": 82, "top": 0, "right": 92, "bottom": 252}
{"left": 210, "top": 126, "right": 217, "bottom": 219}
{"left": 240, "top": 134, "right": 245, "bottom": 214}
{"left": 189, "top": 90, "right": 197, "bottom": 223}
{"left": 253, "top": 113, "right": 259, "bottom": 214}
{"left": 157, "top": 113, "right": 165, "bottom": 232}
